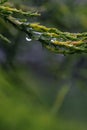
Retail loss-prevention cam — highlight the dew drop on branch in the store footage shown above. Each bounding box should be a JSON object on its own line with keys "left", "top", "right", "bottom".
{"left": 51, "top": 38, "right": 57, "bottom": 42}
{"left": 26, "top": 35, "right": 32, "bottom": 42}
{"left": 51, "top": 38, "right": 63, "bottom": 42}
{"left": 33, "top": 31, "right": 42, "bottom": 40}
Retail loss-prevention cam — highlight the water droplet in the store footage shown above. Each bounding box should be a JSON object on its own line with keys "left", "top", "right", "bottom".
{"left": 27, "top": 27, "right": 33, "bottom": 32}
{"left": 33, "top": 31, "right": 42, "bottom": 40}
{"left": 51, "top": 38, "right": 57, "bottom": 42}
{"left": 26, "top": 35, "right": 32, "bottom": 42}
{"left": 34, "top": 31, "right": 42, "bottom": 35}
{"left": 60, "top": 38, "right": 63, "bottom": 41}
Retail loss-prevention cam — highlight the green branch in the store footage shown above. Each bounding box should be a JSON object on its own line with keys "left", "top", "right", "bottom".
{"left": 6, "top": 16, "right": 87, "bottom": 54}
{"left": 0, "top": 1, "right": 87, "bottom": 54}
{"left": 0, "top": 33, "right": 11, "bottom": 43}
{"left": 0, "top": 6, "right": 40, "bottom": 17}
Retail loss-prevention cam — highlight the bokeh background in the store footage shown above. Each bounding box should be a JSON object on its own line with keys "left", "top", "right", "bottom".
{"left": 0, "top": 0, "right": 87, "bottom": 130}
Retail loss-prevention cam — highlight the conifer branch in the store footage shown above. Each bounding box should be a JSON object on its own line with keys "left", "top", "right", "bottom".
{"left": 0, "top": 0, "right": 87, "bottom": 54}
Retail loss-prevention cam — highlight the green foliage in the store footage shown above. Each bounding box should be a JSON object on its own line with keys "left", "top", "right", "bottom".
{"left": 0, "top": 0, "right": 87, "bottom": 55}
{"left": 0, "top": 68, "right": 87, "bottom": 130}
{"left": 0, "top": 0, "right": 7, "bottom": 5}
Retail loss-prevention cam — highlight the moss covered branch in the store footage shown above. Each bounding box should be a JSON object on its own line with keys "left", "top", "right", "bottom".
{"left": 0, "top": 0, "right": 87, "bottom": 54}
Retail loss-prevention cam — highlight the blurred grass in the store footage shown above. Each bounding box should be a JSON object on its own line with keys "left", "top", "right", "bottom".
{"left": 0, "top": 67, "right": 87, "bottom": 130}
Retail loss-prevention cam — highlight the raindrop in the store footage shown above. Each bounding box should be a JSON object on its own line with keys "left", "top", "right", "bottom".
{"left": 27, "top": 27, "right": 33, "bottom": 32}
{"left": 51, "top": 38, "right": 57, "bottom": 42}
{"left": 33, "top": 31, "right": 42, "bottom": 40}
{"left": 51, "top": 37, "right": 64, "bottom": 42}
{"left": 26, "top": 35, "right": 32, "bottom": 42}
{"left": 34, "top": 31, "right": 42, "bottom": 35}
{"left": 60, "top": 38, "right": 63, "bottom": 41}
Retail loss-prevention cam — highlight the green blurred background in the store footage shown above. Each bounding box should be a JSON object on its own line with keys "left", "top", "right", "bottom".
{"left": 0, "top": 0, "right": 87, "bottom": 129}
